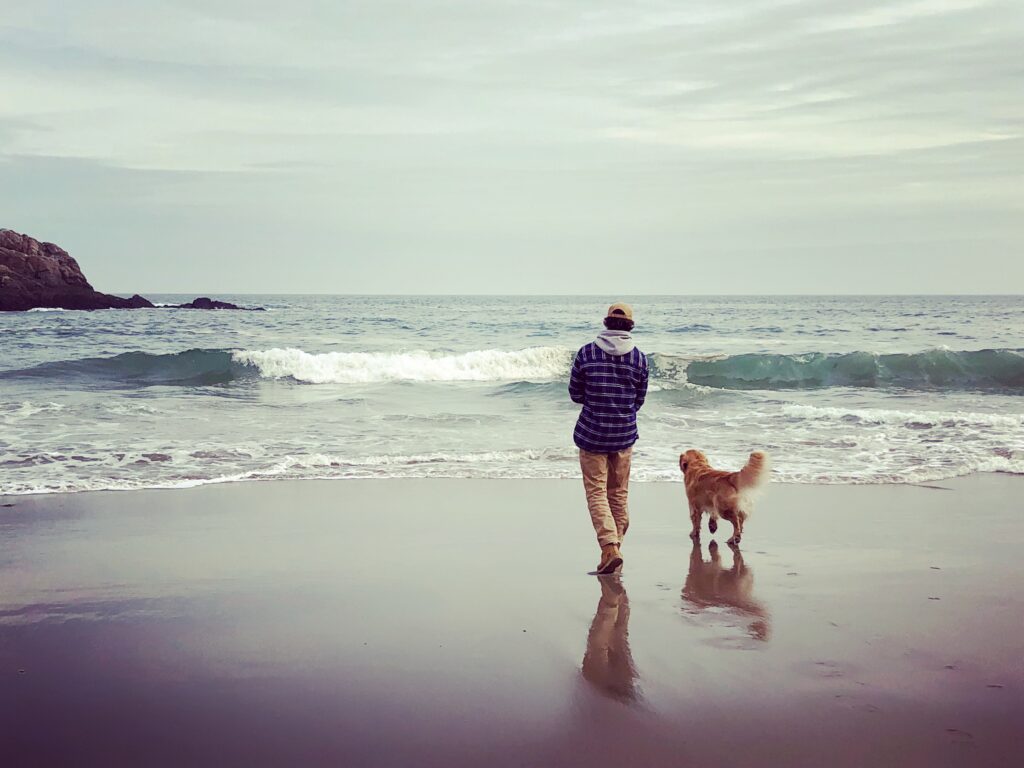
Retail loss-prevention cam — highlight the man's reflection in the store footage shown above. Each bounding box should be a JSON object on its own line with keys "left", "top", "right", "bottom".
{"left": 581, "top": 576, "right": 638, "bottom": 702}
{"left": 682, "top": 540, "right": 769, "bottom": 641}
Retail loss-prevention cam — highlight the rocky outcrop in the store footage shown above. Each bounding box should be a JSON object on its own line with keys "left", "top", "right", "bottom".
{"left": 0, "top": 228, "right": 260, "bottom": 311}
{"left": 173, "top": 297, "right": 262, "bottom": 311}
{"left": 0, "top": 229, "right": 154, "bottom": 311}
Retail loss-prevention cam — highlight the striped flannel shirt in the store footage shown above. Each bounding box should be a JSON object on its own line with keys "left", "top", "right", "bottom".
{"left": 568, "top": 342, "right": 649, "bottom": 453}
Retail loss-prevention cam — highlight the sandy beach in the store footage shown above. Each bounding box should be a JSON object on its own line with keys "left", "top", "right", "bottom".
{"left": 1, "top": 476, "right": 1021, "bottom": 767}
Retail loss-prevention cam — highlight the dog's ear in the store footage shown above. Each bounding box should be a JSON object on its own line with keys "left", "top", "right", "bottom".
{"left": 679, "top": 453, "right": 688, "bottom": 472}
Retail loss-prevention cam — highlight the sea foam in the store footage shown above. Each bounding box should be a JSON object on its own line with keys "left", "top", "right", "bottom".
{"left": 232, "top": 347, "right": 575, "bottom": 384}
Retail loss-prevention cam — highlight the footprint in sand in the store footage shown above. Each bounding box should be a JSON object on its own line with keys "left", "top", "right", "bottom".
{"left": 813, "top": 660, "right": 845, "bottom": 679}
{"left": 945, "top": 728, "right": 974, "bottom": 746}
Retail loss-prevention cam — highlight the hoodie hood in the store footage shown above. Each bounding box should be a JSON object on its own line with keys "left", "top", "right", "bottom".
{"left": 595, "top": 329, "right": 635, "bottom": 356}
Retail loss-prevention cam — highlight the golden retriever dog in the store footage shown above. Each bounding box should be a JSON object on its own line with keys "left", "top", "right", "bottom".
{"left": 679, "top": 450, "right": 769, "bottom": 546}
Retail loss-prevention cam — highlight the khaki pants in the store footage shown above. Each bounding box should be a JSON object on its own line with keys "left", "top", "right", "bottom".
{"left": 579, "top": 447, "right": 633, "bottom": 547}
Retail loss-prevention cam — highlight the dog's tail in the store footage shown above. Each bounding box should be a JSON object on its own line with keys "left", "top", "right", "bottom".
{"left": 736, "top": 451, "right": 770, "bottom": 491}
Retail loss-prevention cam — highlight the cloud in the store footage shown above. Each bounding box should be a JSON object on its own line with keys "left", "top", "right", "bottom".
{"left": 0, "top": 0, "right": 1020, "bottom": 292}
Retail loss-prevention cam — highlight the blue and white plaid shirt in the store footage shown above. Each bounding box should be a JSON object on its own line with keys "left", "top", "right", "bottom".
{"left": 568, "top": 342, "right": 649, "bottom": 453}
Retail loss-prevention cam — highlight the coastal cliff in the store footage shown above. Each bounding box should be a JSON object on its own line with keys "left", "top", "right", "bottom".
{"left": 0, "top": 229, "right": 153, "bottom": 311}
{"left": 0, "top": 228, "right": 256, "bottom": 311}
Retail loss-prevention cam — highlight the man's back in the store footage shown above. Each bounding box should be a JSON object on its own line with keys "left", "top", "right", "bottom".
{"left": 569, "top": 339, "right": 648, "bottom": 453}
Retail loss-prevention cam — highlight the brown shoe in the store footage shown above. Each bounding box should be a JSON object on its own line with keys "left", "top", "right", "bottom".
{"left": 597, "top": 543, "right": 623, "bottom": 575}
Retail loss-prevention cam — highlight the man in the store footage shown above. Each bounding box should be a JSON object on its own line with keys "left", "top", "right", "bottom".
{"left": 569, "top": 302, "right": 649, "bottom": 574}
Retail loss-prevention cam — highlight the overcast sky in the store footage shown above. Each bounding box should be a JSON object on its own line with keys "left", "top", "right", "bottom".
{"left": 1, "top": 0, "right": 1021, "bottom": 294}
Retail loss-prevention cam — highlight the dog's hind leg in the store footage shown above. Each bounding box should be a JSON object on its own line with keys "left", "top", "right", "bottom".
{"left": 726, "top": 510, "right": 742, "bottom": 546}
{"left": 708, "top": 505, "right": 724, "bottom": 536}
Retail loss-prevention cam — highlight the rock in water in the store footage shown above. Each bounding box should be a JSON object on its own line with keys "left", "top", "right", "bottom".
{"left": 0, "top": 228, "right": 154, "bottom": 311}
{"left": 174, "top": 297, "right": 262, "bottom": 310}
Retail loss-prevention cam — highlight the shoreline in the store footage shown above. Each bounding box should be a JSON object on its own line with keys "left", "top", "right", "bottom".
{"left": 2, "top": 468, "right": 1018, "bottom": 500}
{"left": 3, "top": 475, "right": 1022, "bottom": 766}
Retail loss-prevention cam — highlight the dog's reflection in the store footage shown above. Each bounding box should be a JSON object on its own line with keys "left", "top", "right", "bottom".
{"left": 581, "top": 576, "right": 638, "bottom": 702}
{"left": 682, "top": 540, "right": 769, "bottom": 641}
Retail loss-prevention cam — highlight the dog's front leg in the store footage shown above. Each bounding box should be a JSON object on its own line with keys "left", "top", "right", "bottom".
{"left": 689, "top": 504, "right": 702, "bottom": 540}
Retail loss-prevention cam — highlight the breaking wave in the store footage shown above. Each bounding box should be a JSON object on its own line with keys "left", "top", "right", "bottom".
{"left": 233, "top": 347, "right": 574, "bottom": 384}
{"left": 686, "top": 349, "right": 1024, "bottom": 392}
{"left": 1, "top": 347, "right": 579, "bottom": 386}
{"left": 4, "top": 346, "right": 1023, "bottom": 392}
{"left": 0, "top": 349, "right": 243, "bottom": 386}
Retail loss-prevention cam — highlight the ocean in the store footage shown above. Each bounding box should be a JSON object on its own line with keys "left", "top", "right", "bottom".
{"left": 1, "top": 295, "right": 1022, "bottom": 495}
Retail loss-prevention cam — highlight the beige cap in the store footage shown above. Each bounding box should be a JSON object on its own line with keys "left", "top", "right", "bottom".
{"left": 605, "top": 302, "right": 633, "bottom": 321}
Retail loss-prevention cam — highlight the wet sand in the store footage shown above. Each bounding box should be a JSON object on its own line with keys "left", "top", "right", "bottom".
{"left": 1, "top": 476, "right": 1021, "bottom": 767}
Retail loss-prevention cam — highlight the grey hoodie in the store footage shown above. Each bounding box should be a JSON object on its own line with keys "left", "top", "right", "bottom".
{"left": 594, "top": 329, "right": 635, "bottom": 356}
